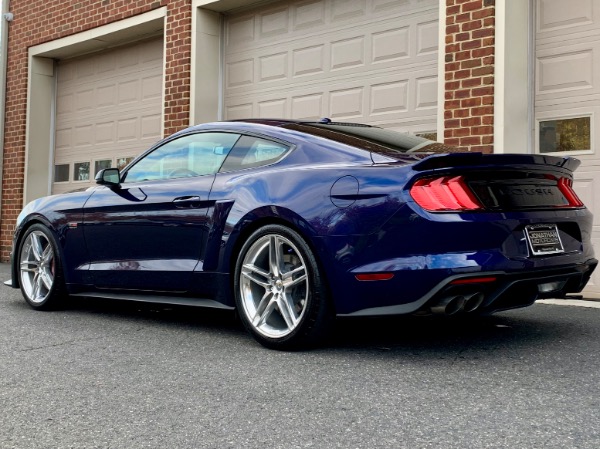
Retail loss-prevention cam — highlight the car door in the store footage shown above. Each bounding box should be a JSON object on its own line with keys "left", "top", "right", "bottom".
{"left": 82, "top": 132, "right": 241, "bottom": 292}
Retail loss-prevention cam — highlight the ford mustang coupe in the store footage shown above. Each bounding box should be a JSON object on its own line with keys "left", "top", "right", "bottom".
{"left": 7, "top": 119, "right": 597, "bottom": 349}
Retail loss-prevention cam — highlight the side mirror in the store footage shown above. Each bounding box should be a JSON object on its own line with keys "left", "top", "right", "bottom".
{"left": 95, "top": 168, "right": 121, "bottom": 187}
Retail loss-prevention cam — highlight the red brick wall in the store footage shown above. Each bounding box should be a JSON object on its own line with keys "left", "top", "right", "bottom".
{"left": 443, "top": 0, "right": 495, "bottom": 152}
{"left": 1, "top": 0, "right": 191, "bottom": 261}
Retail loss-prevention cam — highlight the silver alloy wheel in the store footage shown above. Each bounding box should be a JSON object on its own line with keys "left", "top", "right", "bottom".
{"left": 19, "top": 230, "right": 55, "bottom": 304}
{"left": 240, "top": 234, "right": 309, "bottom": 339}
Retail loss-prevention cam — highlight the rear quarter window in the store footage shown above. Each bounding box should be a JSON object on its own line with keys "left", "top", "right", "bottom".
{"left": 219, "top": 135, "right": 291, "bottom": 172}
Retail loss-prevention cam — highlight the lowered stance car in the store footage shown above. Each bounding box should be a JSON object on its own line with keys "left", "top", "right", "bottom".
{"left": 7, "top": 119, "right": 598, "bottom": 349}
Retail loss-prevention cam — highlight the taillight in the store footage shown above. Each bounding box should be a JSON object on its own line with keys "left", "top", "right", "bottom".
{"left": 410, "top": 175, "right": 482, "bottom": 212}
{"left": 557, "top": 177, "right": 584, "bottom": 208}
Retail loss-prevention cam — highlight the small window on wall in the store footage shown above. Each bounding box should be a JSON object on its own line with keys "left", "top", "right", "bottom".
{"left": 74, "top": 162, "right": 90, "bottom": 181}
{"left": 539, "top": 117, "right": 592, "bottom": 154}
{"left": 94, "top": 160, "right": 112, "bottom": 177}
{"left": 54, "top": 164, "right": 69, "bottom": 183}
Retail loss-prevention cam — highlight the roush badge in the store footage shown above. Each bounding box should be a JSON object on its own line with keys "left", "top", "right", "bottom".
{"left": 525, "top": 224, "right": 564, "bottom": 256}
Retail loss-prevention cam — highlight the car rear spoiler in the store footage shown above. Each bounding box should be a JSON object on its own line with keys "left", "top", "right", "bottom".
{"left": 411, "top": 153, "right": 581, "bottom": 173}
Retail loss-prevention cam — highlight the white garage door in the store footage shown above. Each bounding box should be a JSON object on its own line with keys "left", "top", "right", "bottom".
{"left": 53, "top": 38, "right": 163, "bottom": 194}
{"left": 535, "top": 0, "right": 600, "bottom": 295}
{"left": 223, "top": 0, "right": 439, "bottom": 134}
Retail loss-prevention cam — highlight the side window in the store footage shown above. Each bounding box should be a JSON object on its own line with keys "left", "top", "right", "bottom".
{"left": 123, "top": 132, "right": 240, "bottom": 183}
{"left": 219, "top": 135, "right": 290, "bottom": 173}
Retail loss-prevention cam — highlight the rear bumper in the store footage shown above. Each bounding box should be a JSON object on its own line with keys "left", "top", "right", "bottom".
{"left": 338, "top": 258, "right": 597, "bottom": 316}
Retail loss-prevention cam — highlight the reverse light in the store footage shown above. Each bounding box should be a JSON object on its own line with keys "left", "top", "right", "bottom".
{"left": 538, "top": 281, "right": 566, "bottom": 293}
{"left": 410, "top": 175, "right": 482, "bottom": 212}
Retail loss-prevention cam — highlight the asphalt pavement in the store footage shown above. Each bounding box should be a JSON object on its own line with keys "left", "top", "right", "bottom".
{"left": 1, "top": 262, "right": 600, "bottom": 448}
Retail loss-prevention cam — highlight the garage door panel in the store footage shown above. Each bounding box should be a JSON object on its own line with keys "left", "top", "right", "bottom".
{"left": 53, "top": 38, "right": 163, "bottom": 195}
{"left": 371, "top": 80, "right": 409, "bottom": 116}
{"left": 96, "top": 85, "right": 117, "bottom": 108}
{"left": 226, "top": 63, "right": 437, "bottom": 125}
{"left": 225, "top": 9, "right": 438, "bottom": 88}
{"left": 535, "top": 0, "right": 600, "bottom": 295}
{"left": 590, "top": 238, "right": 600, "bottom": 290}
{"left": 417, "top": 19, "right": 440, "bottom": 55}
{"left": 536, "top": 43, "right": 598, "bottom": 100}
{"left": 226, "top": 0, "right": 437, "bottom": 50}
{"left": 224, "top": 0, "right": 437, "bottom": 131}
{"left": 225, "top": 43, "right": 438, "bottom": 98}
{"left": 226, "top": 103, "right": 254, "bottom": 121}
{"left": 329, "top": 86, "right": 364, "bottom": 120}
{"left": 537, "top": 0, "right": 596, "bottom": 37}
{"left": 573, "top": 171, "right": 599, "bottom": 228}
{"left": 55, "top": 115, "right": 159, "bottom": 160}
{"left": 291, "top": 93, "right": 323, "bottom": 120}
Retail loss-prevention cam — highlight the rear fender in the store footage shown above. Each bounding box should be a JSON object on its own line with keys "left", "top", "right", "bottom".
{"left": 206, "top": 205, "right": 318, "bottom": 274}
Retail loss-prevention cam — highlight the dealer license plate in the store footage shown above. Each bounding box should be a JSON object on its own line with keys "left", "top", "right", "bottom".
{"left": 525, "top": 224, "right": 564, "bottom": 256}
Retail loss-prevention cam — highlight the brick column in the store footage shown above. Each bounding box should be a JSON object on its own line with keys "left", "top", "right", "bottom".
{"left": 443, "top": 0, "right": 495, "bottom": 152}
{"left": 164, "top": 3, "right": 192, "bottom": 136}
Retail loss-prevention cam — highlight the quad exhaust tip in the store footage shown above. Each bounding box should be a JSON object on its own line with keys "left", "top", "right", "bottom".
{"left": 430, "top": 295, "right": 465, "bottom": 316}
{"left": 430, "top": 292, "right": 485, "bottom": 315}
{"left": 463, "top": 292, "right": 485, "bottom": 313}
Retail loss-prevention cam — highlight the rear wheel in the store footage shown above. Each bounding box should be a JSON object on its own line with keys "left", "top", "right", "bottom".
{"left": 18, "top": 224, "right": 66, "bottom": 310}
{"left": 234, "top": 225, "right": 332, "bottom": 350}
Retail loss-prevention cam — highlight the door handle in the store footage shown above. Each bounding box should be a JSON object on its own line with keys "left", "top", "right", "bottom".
{"left": 173, "top": 196, "right": 202, "bottom": 208}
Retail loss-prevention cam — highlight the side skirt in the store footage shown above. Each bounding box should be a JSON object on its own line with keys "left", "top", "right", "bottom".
{"left": 70, "top": 291, "right": 235, "bottom": 310}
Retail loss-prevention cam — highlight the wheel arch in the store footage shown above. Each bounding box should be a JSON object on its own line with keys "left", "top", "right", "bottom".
{"left": 224, "top": 209, "right": 335, "bottom": 314}
{"left": 11, "top": 216, "right": 64, "bottom": 289}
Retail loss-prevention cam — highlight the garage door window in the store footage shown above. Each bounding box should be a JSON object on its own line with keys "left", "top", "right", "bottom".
{"left": 117, "top": 157, "right": 135, "bottom": 171}
{"left": 539, "top": 116, "right": 592, "bottom": 154}
{"left": 54, "top": 164, "right": 69, "bottom": 183}
{"left": 74, "top": 162, "right": 90, "bottom": 182}
{"left": 95, "top": 160, "right": 112, "bottom": 177}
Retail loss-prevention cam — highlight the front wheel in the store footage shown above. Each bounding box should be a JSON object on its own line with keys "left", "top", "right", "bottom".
{"left": 18, "top": 224, "right": 67, "bottom": 310}
{"left": 234, "top": 225, "right": 332, "bottom": 350}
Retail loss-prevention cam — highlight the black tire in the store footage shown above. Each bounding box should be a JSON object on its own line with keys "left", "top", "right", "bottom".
{"left": 234, "top": 224, "right": 333, "bottom": 350}
{"left": 17, "top": 224, "right": 67, "bottom": 310}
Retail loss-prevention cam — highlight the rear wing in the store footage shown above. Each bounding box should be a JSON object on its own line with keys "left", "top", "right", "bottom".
{"left": 412, "top": 153, "right": 581, "bottom": 173}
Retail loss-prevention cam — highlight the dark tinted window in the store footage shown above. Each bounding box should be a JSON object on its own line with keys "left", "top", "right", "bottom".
{"left": 219, "top": 135, "right": 290, "bottom": 172}
{"left": 284, "top": 123, "right": 455, "bottom": 158}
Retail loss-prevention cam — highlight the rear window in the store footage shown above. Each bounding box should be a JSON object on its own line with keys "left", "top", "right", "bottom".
{"left": 284, "top": 123, "right": 456, "bottom": 159}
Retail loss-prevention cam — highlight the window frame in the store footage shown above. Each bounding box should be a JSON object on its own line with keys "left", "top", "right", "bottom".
{"left": 72, "top": 161, "right": 91, "bottom": 183}
{"left": 53, "top": 163, "right": 71, "bottom": 184}
{"left": 535, "top": 113, "right": 594, "bottom": 156}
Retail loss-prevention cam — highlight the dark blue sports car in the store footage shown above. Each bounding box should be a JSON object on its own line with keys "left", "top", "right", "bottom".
{"left": 7, "top": 119, "right": 598, "bottom": 349}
